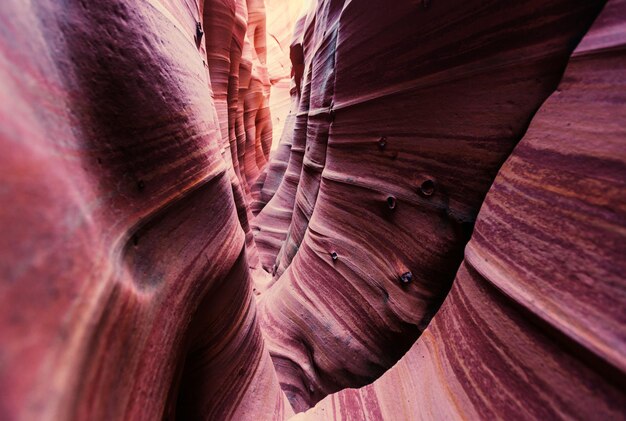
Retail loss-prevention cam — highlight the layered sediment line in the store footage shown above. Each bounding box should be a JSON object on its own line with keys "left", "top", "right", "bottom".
{"left": 258, "top": 0, "right": 607, "bottom": 411}
{"left": 253, "top": 5, "right": 317, "bottom": 273}
{"left": 296, "top": 3, "right": 626, "bottom": 417}
{"left": 0, "top": 0, "right": 624, "bottom": 419}
{"left": 0, "top": 0, "right": 291, "bottom": 419}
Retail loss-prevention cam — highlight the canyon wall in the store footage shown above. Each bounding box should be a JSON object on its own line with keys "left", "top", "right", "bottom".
{"left": 256, "top": 0, "right": 618, "bottom": 412}
{"left": 0, "top": 0, "right": 624, "bottom": 420}
{"left": 294, "top": 1, "right": 626, "bottom": 418}
{"left": 0, "top": 0, "right": 292, "bottom": 419}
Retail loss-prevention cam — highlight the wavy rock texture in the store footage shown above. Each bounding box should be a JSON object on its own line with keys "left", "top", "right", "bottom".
{"left": 241, "top": 3, "right": 271, "bottom": 194}
{"left": 266, "top": 0, "right": 309, "bottom": 146}
{"left": 204, "top": 0, "right": 260, "bottom": 270}
{"left": 252, "top": 4, "right": 317, "bottom": 272}
{"left": 295, "top": 2, "right": 626, "bottom": 418}
{"left": 271, "top": 0, "right": 345, "bottom": 279}
{"left": 258, "top": 0, "right": 609, "bottom": 411}
{"left": 0, "top": 0, "right": 292, "bottom": 419}
{"left": 1, "top": 0, "right": 625, "bottom": 419}
{"left": 248, "top": 0, "right": 307, "bottom": 217}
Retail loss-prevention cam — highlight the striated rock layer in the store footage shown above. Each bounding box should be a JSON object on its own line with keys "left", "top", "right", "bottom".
{"left": 253, "top": 6, "right": 317, "bottom": 273}
{"left": 258, "top": 0, "right": 609, "bottom": 411}
{"left": 0, "top": 0, "right": 625, "bottom": 419}
{"left": 0, "top": 0, "right": 291, "bottom": 419}
{"left": 295, "top": 1, "right": 626, "bottom": 418}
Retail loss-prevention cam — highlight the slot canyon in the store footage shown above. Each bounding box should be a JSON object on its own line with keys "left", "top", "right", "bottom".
{"left": 0, "top": 0, "right": 625, "bottom": 419}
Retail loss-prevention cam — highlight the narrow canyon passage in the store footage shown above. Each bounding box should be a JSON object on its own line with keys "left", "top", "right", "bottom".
{"left": 0, "top": 0, "right": 624, "bottom": 420}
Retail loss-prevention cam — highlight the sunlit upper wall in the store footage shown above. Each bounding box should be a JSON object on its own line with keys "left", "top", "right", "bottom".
{"left": 266, "top": 0, "right": 310, "bottom": 149}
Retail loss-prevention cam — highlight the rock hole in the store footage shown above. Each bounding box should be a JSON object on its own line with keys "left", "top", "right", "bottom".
{"left": 419, "top": 179, "right": 435, "bottom": 196}
{"left": 378, "top": 136, "right": 387, "bottom": 151}
{"left": 195, "top": 22, "right": 203, "bottom": 46}
{"left": 400, "top": 271, "right": 412, "bottom": 284}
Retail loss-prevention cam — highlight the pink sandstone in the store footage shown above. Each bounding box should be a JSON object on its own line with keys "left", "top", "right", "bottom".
{"left": 0, "top": 0, "right": 624, "bottom": 419}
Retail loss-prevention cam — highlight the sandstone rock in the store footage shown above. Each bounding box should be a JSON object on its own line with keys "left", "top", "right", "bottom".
{"left": 259, "top": 0, "right": 608, "bottom": 411}
{"left": 295, "top": 2, "right": 626, "bottom": 418}
{"left": 0, "top": 0, "right": 623, "bottom": 419}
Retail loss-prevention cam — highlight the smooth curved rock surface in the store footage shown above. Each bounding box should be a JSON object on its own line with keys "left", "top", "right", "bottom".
{"left": 0, "top": 0, "right": 291, "bottom": 419}
{"left": 252, "top": 3, "right": 308, "bottom": 218}
{"left": 0, "top": 0, "right": 624, "bottom": 419}
{"left": 295, "top": 3, "right": 626, "bottom": 418}
{"left": 203, "top": 0, "right": 262, "bottom": 270}
{"left": 265, "top": 0, "right": 309, "bottom": 146}
{"left": 259, "top": 0, "right": 607, "bottom": 411}
{"left": 253, "top": 5, "right": 317, "bottom": 272}
{"left": 272, "top": 0, "right": 345, "bottom": 278}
